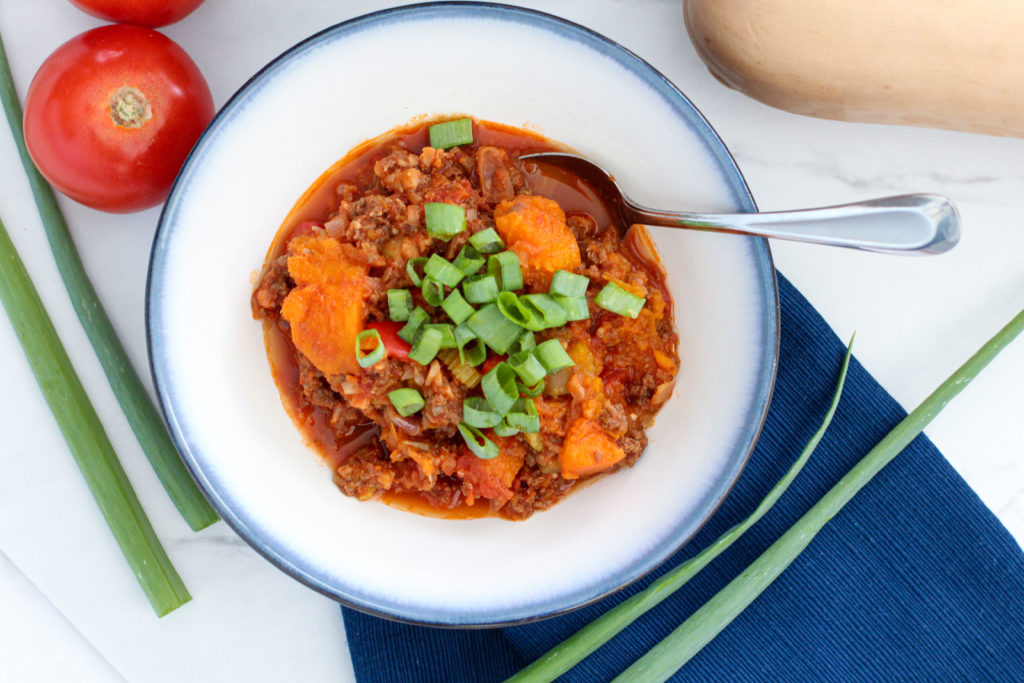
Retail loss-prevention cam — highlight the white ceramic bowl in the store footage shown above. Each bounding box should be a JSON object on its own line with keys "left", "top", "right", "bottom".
{"left": 147, "top": 3, "right": 778, "bottom": 626}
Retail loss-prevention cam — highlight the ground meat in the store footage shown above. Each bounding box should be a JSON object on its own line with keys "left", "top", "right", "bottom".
{"left": 476, "top": 146, "right": 526, "bottom": 203}
{"left": 251, "top": 256, "right": 290, "bottom": 318}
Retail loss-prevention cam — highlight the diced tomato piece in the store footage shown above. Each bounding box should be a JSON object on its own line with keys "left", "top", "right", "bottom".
{"left": 367, "top": 321, "right": 412, "bottom": 361}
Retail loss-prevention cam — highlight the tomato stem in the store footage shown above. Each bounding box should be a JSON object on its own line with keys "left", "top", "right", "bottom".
{"left": 109, "top": 85, "right": 151, "bottom": 128}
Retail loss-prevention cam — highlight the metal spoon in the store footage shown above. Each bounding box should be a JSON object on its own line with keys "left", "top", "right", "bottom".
{"left": 521, "top": 153, "right": 960, "bottom": 255}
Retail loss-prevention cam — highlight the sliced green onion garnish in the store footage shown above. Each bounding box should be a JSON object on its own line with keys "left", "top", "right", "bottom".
{"left": 506, "top": 398, "right": 540, "bottom": 433}
{"left": 429, "top": 118, "right": 474, "bottom": 149}
{"left": 458, "top": 422, "right": 499, "bottom": 460}
{"left": 398, "top": 306, "right": 429, "bottom": 344}
{"left": 421, "top": 278, "right": 445, "bottom": 306}
{"left": 518, "top": 379, "right": 545, "bottom": 397}
{"left": 387, "top": 288, "right": 413, "bottom": 322}
{"left": 554, "top": 295, "right": 591, "bottom": 322}
{"left": 464, "top": 337, "right": 487, "bottom": 367}
{"left": 408, "top": 326, "right": 443, "bottom": 365}
{"left": 453, "top": 244, "right": 485, "bottom": 276}
{"left": 509, "top": 330, "right": 536, "bottom": 354}
{"left": 595, "top": 282, "right": 646, "bottom": 318}
{"left": 468, "top": 228, "right": 505, "bottom": 254}
{"left": 355, "top": 329, "right": 386, "bottom": 368}
{"left": 424, "top": 202, "right": 466, "bottom": 241}
{"left": 462, "top": 396, "right": 502, "bottom": 429}
{"left": 481, "top": 361, "right": 519, "bottom": 415}
{"left": 466, "top": 303, "right": 523, "bottom": 354}
{"left": 455, "top": 323, "right": 476, "bottom": 362}
{"left": 405, "top": 257, "right": 428, "bottom": 286}
{"left": 455, "top": 323, "right": 488, "bottom": 367}
{"left": 388, "top": 388, "right": 425, "bottom": 417}
{"left": 488, "top": 251, "right": 524, "bottom": 291}
{"left": 535, "top": 338, "right": 575, "bottom": 374}
{"left": 442, "top": 289, "right": 475, "bottom": 325}
{"left": 509, "top": 348, "right": 547, "bottom": 386}
{"left": 550, "top": 270, "right": 589, "bottom": 298}
{"left": 493, "top": 419, "right": 520, "bottom": 437}
{"left": 496, "top": 291, "right": 535, "bottom": 329}
{"left": 425, "top": 323, "right": 457, "bottom": 349}
{"left": 521, "top": 294, "right": 568, "bottom": 330}
{"left": 463, "top": 274, "right": 499, "bottom": 304}
{"left": 424, "top": 254, "right": 466, "bottom": 287}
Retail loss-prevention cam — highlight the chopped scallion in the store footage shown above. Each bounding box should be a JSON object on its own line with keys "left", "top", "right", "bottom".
{"left": 535, "top": 338, "right": 575, "bottom": 374}
{"left": 464, "top": 338, "right": 487, "bottom": 367}
{"left": 453, "top": 245, "right": 485, "bottom": 276}
{"left": 424, "top": 202, "right": 466, "bottom": 241}
{"left": 458, "top": 422, "right": 499, "bottom": 460}
{"left": 595, "top": 282, "right": 646, "bottom": 318}
{"left": 355, "top": 329, "right": 386, "bottom": 368}
{"left": 398, "top": 306, "right": 429, "bottom": 344}
{"left": 455, "top": 323, "right": 488, "bottom": 367}
{"left": 405, "top": 257, "right": 428, "bottom": 286}
{"left": 424, "top": 254, "right": 466, "bottom": 287}
{"left": 429, "top": 118, "right": 474, "bottom": 149}
{"left": 550, "top": 270, "right": 589, "bottom": 298}
{"left": 421, "top": 278, "right": 445, "bottom": 307}
{"left": 388, "top": 388, "right": 425, "bottom": 417}
{"left": 425, "top": 323, "right": 457, "bottom": 349}
{"left": 466, "top": 303, "right": 522, "bottom": 354}
{"left": 463, "top": 274, "right": 500, "bottom": 304}
{"left": 462, "top": 396, "right": 502, "bottom": 429}
{"left": 468, "top": 228, "right": 505, "bottom": 254}
{"left": 521, "top": 294, "right": 568, "bottom": 330}
{"left": 481, "top": 361, "right": 519, "bottom": 415}
{"left": 509, "top": 330, "right": 536, "bottom": 354}
{"left": 493, "top": 419, "right": 520, "bottom": 437}
{"left": 442, "top": 289, "right": 475, "bottom": 325}
{"left": 554, "top": 295, "right": 591, "bottom": 321}
{"left": 509, "top": 349, "right": 547, "bottom": 386}
{"left": 517, "top": 379, "right": 545, "bottom": 397}
{"left": 408, "top": 326, "right": 443, "bottom": 365}
{"left": 506, "top": 398, "right": 540, "bottom": 433}
{"left": 496, "top": 291, "right": 535, "bottom": 329}
{"left": 387, "top": 288, "right": 413, "bottom": 322}
{"left": 488, "top": 251, "right": 524, "bottom": 291}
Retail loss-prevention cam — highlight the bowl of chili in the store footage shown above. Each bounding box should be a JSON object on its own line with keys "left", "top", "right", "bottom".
{"left": 148, "top": 2, "right": 778, "bottom": 626}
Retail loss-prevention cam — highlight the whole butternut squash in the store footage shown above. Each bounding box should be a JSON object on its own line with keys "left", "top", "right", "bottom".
{"left": 684, "top": 0, "right": 1024, "bottom": 137}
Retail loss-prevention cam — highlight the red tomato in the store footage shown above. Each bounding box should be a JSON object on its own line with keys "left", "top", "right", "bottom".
{"left": 67, "top": 0, "right": 206, "bottom": 27}
{"left": 367, "top": 321, "right": 412, "bottom": 361}
{"left": 23, "top": 25, "right": 214, "bottom": 213}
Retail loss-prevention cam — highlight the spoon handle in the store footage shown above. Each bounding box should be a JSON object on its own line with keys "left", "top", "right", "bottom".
{"left": 625, "top": 194, "right": 960, "bottom": 255}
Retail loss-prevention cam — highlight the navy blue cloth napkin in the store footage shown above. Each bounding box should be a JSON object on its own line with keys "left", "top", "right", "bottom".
{"left": 341, "top": 273, "right": 1024, "bottom": 681}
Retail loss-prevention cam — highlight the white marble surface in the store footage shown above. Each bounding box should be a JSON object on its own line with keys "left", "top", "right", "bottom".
{"left": 1, "top": 1, "right": 1021, "bottom": 681}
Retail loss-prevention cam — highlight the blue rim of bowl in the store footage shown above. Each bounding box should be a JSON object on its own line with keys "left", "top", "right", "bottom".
{"left": 146, "top": 1, "right": 780, "bottom": 627}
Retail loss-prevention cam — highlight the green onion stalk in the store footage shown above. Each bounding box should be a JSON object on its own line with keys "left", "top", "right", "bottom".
{"left": 0, "top": 32, "right": 217, "bottom": 531}
{"left": 616, "top": 305, "right": 1024, "bottom": 682}
{"left": 0, "top": 215, "right": 190, "bottom": 616}
{"left": 507, "top": 340, "right": 854, "bottom": 683}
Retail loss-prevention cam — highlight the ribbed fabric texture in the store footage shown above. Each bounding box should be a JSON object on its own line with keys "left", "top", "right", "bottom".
{"left": 342, "top": 273, "right": 1024, "bottom": 682}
